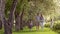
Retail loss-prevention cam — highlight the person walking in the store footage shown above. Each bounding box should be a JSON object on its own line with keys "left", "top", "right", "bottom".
{"left": 40, "top": 14, "right": 45, "bottom": 31}
{"left": 35, "top": 13, "right": 40, "bottom": 31}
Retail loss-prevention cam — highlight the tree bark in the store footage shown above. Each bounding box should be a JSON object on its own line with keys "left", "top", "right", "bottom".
{"left": 15, "top": 12, "right": 20, "bottom": 31}
{"left": 6, "top": 0, "right": 18, "bottom": 34}
{"left": 20, "top": 7, "right": 24, "bottom": 30}
{"left": 15, "top": 10, "right": 24, "bottom": 30}
{"left": 15, "top": 0, "right": 24, "bottom": 31}
{"left": 0, "top": 0, "right": 7, "bottom": 34}
{"left": 0, "top": 0, "right": 5, "bottom": 30}
{"left": 0, "top": 0, "right": 18, "bottom": 34}
{"left": 0, "top": 20, "right": 2, "bottom": 29}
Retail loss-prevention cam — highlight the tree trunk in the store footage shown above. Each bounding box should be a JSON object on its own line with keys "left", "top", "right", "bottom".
{"left": 0, "top": 0, "right": 2, "bottom": 30}
{"left": 0, "top": 0, "right": 5, "bottom": 30}
{"left": 15, "top": 10, "right": 24, "bottom": 31}
{"left": 15, "top": 12, "right": 20, "bottom": 31}
{"left": 20, "top": 7, "right": 24, "bottom": 30}
{"left": 0, "top": 0, "right": 18, "bottom": 34}
{"left": 0, "top": 20, "right": 2, "bottom": 29}
{"left": 6, "top": 0, "right": 18, "bottom": 34}
{"left": 0, "top": 0, "right": 7, "bottom": 34}
{"left": 15, "top": 0, "right": 24, "bottom": 30}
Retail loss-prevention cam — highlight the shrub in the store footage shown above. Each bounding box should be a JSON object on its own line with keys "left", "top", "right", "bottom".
{"left": 53, "top": 23, "right": 60, "bottom": 30}
{"left": 44, "top": 23, "right": 50, "bottom": 28}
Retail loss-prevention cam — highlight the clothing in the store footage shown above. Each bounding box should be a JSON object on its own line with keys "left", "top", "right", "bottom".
{"left": 28, "top": 21, "right": 33, "bottom": 29}
{"left": 40, "top": 16, "right": 44, "bottom": 30}
{"left": 40, "top": 21, "right": 44, "bottom": 30}
{"left": 36, "top": 16, "right": 40, "bottom": 22}
{"left": 36, "top": 16, "right": 40, "bottom": 26}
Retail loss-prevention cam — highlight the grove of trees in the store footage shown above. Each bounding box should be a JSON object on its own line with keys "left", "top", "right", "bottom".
{"left": 0, "top": 0, "right": 60, "bottom": 34}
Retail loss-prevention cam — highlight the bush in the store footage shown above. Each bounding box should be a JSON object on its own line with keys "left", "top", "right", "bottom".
{"left": 44, "top": 23, "right": 50, "bottom": 28}
{"left": 53, "top": 23, "right": 60, "bottom": 30}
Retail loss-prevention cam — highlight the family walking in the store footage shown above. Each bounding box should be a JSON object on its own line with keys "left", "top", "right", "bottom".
{"left": 28, "top": 13, "right": 54, "bottom": 31}
{"left": 36, "top": 13, "right": 44, "bottom": 31}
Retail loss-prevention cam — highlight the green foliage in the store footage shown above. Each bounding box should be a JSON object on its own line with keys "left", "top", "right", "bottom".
{"left": 31, "top": 0, "right": 56, "bottom": 15}
{"left": 5, "top": 0, "right": 60, "bottom": 21}
{"left": 45, "top": 23, "right": 50, "bottom": 28}
{"left": 53, "top": 23, "right": 60, "bottom": 30}
{"left": 5, "top": 0, "right": 13, "bottom": 18}
{"left": 16, "top": 0, "right": 24, "bottom": 13}
{"left": 0, "top": 27, "right": 57, "bottom": 34}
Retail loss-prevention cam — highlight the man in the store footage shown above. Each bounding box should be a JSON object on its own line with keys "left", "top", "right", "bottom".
{"left": 35, "top": 13, "right": 40, "bottom": 31}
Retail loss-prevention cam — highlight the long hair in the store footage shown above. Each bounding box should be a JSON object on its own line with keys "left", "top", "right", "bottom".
{"left": 41, "top": 14, "right": 43, "bottom": 18}
{"left": 37, "top": 13, "right": 39, "bottom": 16}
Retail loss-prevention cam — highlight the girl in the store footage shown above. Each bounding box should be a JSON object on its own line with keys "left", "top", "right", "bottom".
{"left": 28, "top": 19, "right": 33, "bottom": 31}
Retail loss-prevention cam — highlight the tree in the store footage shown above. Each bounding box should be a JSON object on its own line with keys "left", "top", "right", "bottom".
{"left": 0, "top": 0, "right": 2, "bottom": 30}
{"left": 0, "top": 0, "right": 5, "bottom": 30}
{"left": 0, "top": 0, "right": 18, "bottom": 34}
{"left": 15, "top": 0, "right": 28, "bottom": 31}
{"left": 15, "top": 0, "right": 24, "bottom": 31}
{"left": 0, "top": 20, "right": 2, "bottom": 29}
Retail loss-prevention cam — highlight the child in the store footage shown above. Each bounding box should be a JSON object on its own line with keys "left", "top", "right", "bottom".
{"left": 28, "top": 19, "right": 33, "bottom": 31}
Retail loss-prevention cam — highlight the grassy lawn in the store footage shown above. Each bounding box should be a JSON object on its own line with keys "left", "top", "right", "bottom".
{"left": 0, "top": 27, "right": 58, "bottom": 34}
{"left": 13, "top": 27, "right": 58, "bottom": 34}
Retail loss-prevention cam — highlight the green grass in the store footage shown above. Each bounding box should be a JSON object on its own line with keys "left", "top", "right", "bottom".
{"left": 0, "top": 27, "right": 58, "bottom": 34}
{"left": 13, "top": 27, "right": 58, "bottom": 34}
{"left": 13, "top": 32, "right": 57, "bottom": 34}
{"left": 0, "top": 29, "right": 4, "bottom": 34}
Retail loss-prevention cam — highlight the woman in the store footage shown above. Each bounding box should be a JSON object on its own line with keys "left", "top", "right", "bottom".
{"left": 40, "top": 14, "right": 44, "bottom": 30}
